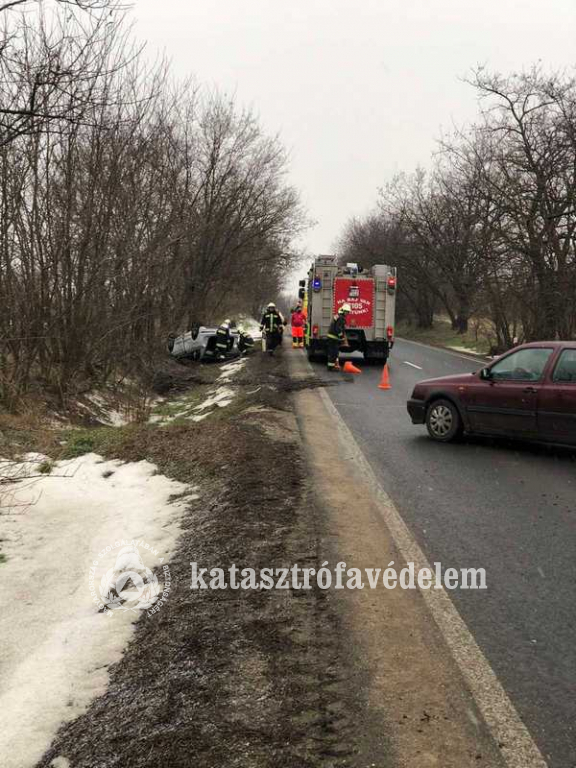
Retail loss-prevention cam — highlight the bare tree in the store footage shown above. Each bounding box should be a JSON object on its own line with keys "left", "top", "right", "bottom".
{"left": 463, "top": 67, "right": 576, "bottom": 339}
{"left": 0, "top": 0, "right": 132, "bottom": 146}
{"left": 381, "top": 164, "right": 487, "bottom": 334}
{"left": 338, "top": 66, "right": 576, "bottom": 345}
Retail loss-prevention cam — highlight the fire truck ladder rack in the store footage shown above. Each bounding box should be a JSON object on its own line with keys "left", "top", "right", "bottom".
{"left": 321, "top": 277, "right": 334, "bottom": 331}
{"left": 375, "top": 276, "right": 387, "bottom": 339}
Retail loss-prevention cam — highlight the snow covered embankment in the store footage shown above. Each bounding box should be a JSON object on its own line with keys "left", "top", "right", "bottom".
{"left": 0, "top": 454, "right": 194, "bottom": 768}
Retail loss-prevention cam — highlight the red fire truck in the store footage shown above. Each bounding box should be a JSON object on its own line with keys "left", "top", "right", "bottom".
{"left": 303, "top": 256, "right": 397, "bottom": 363}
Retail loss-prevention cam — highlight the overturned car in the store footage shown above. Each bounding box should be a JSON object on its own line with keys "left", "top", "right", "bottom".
{"left": 167, "top": 323, "right": 253, "bottom": 362}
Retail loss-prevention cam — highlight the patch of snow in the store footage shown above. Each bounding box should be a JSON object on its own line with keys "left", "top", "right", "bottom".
{"left": 190, "top": 412, "right": 210, "bottom": 423}
{"left": 237, "top": 316, "right": 262, "bottom": 340}
{"left": 217, "top": 358, "right": 247, "bottom": 382}
{"left": 85, "top": 392, "right": 107, "bottom": 407}
{"left": 49, "top": 758, "right": 70, "bottom": 768}
{"left": 447, "top": 345, "right": 482, "bottom": 355}
{"left": 47, "top": 411, "right": 69, "bottom": 427}
{"left": 194, "top": 386, "right": 236, "bottom": 413}
{"left": 0, "top": 453, "right": 50, "bottom": 487}
{"left": 0, "top": 453, "right": 194, "bottom": 768}
{"left": 243, "top": 405, "right": 268, "bottom": 415}
{"left": 84, "top": 392, "right": 129, "bottom": 427}
{"left": 105, "top": 409, "right": 129, "bottom": 427}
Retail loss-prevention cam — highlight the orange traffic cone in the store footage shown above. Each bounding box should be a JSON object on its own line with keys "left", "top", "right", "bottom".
{"left": 378, "top": 363, "right": 391, "bottom": 390}
{"left": 342, "top": 361, "right": 362, "bottom": 374}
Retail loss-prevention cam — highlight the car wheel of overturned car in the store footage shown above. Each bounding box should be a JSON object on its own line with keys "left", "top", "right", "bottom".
{"left": 426, "top": 399, "right": 462, "bottom": 442}
{"left": 190, "top": 321, "right": 203, "bottom": 341}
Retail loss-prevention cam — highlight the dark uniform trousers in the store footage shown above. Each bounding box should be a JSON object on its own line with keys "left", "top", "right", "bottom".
{"left": 327, "top": 315, "right": 346, "bottom": 369}
{"left": 215, "top": 327, "right": 230, "bottom": 357}
{"left": 261, "top": 312, "right": 282, "bottom": 352}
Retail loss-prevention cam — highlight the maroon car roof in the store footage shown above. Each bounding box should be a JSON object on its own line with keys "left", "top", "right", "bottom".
{"left": 518, "top": 341, "right": 576, "bottom": 348}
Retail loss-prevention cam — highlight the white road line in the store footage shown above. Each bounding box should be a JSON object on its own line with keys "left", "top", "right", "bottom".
{"left": 317, "top": 386, "right": 548, "bottom": 768}
{"left": 403, "top": 360, "right": 423, "bottom": 370}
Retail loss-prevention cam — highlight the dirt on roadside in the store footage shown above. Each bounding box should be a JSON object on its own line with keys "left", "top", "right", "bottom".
{"left": 37, "top": 350, "right": 389, "bottom": 768}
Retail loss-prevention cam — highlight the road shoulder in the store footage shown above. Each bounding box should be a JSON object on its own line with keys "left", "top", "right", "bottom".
{"left": 289, "top": 349, "right": 508, "bottom": 768}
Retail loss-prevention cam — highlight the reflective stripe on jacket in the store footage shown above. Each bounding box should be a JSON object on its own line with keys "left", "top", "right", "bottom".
{"left": 216, "top": 326, "right": 230, "bottom": 349}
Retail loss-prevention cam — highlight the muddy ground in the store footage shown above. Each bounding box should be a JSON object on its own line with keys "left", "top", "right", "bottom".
{"left": 37, "top": 350, "right": 387, "bottom": 768}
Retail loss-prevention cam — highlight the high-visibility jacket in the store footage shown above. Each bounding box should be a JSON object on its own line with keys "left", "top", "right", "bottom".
{"left": 328, "top": 314, "right": 346, "bottom": 341}
{"left": 260, "top": 310, "right": 282, "bottom": 333}
{"left": 291, "top": 310, "right": 305, "bottom": 328}
{"left": 215, "top": 324, "right": 231, "bottom": 351}
{"left": 238, "top": 331, "right": 254, "bottom": 352}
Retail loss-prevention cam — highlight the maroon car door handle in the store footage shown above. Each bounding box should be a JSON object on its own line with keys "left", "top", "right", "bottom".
{"left": 523, "top": 386, "right": 538, "bottom": 394}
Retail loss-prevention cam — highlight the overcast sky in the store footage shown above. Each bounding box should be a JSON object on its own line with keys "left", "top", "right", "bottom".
{"left": 134, "top": 0, "right": 575, "bottom": 258}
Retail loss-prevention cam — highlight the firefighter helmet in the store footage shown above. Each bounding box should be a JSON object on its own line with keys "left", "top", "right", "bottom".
{"left": 267, "top": 302, "right": 276, "bottom": 308}
{"left": 339, "top": 303, "right": 352, "bottom": 314}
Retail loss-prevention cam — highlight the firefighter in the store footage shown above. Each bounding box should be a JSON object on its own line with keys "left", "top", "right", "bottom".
{"left": 290, "top": 305, "right": 306, "bottom": 348}
{"left": 289, "top": 299, "right": 304, "bottom": 316}
{"left": 215, "top": 319, "right": 232, "bottom": 359}
{"left": 327, "top": 303, "right": 351, "bottom": 371}
{"left": 237, "top": 325, "right": 255, "bottom": 355}
{"left": 260, "top": 302, "right": 283, "bottom": 356}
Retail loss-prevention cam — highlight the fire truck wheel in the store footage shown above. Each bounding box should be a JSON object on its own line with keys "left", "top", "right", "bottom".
{"left": 364, "top": 357, "right": 387, "bottom": 366}
{"left": 306, "top": 349, "right": 323, "bottom": 364}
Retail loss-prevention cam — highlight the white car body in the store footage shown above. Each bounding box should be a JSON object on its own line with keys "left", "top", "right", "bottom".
{"left": 169, "top": 326, "right": 240, "bottom": 360}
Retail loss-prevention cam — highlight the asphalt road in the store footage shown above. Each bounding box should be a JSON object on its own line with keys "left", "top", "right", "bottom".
{"left": 317, "top": 338, "right": 576, "bottom": 768}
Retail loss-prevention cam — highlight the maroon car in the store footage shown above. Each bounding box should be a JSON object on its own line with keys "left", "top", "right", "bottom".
{"left": 407, "top": 342, "right": 576, "bottom": 444}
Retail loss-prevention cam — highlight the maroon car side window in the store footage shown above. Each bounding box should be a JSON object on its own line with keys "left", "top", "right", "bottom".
{"left": 490, "top": 348, "right": 554, "bottom": 382}
{"left": 552, "top": 349, "right": 576, "bottom": 383}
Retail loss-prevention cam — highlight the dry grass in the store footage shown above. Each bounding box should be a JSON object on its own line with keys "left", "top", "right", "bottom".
{"left": 397, "top": 315, "right": 493, "bottom": 355}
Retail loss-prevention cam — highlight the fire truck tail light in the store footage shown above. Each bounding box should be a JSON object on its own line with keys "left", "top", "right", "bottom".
{"left": 387, "top": 325, "right": 394, "bottom": 338}
{"left": 312, "top": 324, "right": 319, "bottom": 337}
{"left": 387, "top": 276, "right": 396, "bottom": 291}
